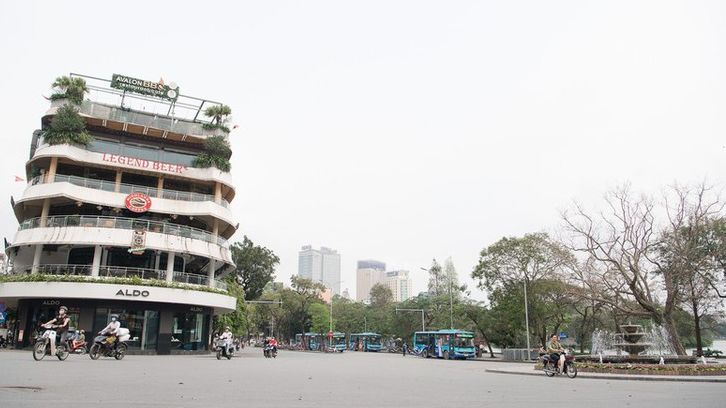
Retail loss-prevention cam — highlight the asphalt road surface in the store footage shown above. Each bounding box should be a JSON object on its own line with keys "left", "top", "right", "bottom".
{"left": 1, "top": 348, "right": 723, "bottom": 408}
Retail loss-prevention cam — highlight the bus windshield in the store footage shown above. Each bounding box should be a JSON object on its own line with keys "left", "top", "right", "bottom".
{"left": 453, "top": 336, "right": 474, "bottom": 348}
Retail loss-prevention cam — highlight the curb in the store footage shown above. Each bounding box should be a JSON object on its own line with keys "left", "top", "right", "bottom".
{"left": 484, "top": 368, "right": 726, "bottom": 383}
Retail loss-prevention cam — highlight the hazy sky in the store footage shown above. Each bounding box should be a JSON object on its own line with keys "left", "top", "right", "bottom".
{"left": 1, "top": 1, "right": 724, "bottom": 299}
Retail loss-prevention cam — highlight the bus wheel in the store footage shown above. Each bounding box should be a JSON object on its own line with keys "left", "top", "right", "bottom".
{"left": 443, "top": 351, "right": 449, "bottom": 360}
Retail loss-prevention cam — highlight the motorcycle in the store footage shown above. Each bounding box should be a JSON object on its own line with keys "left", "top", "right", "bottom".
{"left": 89, "top": 328, "right": 129, "bottom": 360}
{"left": 68, "top": 331, "right": 87, "bottom": 354}
{"left": 215, "top": 338, "right": 234, "bottom": 360}
{"left": 32, "top": 325, "right": 70, "bottom": 361}
{"left": 540, "top": 349, "right": 577, "bottom": 378}
{"left": 263, "top": 344, "right": 277, "bottom": 358}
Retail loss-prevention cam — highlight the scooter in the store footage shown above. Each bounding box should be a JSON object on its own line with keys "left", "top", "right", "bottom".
{"left": 215, "top": 337, "right": 234, "bottom": 360}
{"left": 89, "top": 328, "right": 130, "bottom": 360}
{"left": 540, "top": 349, "right": 578, "bottom": 378}
{"left": 68, "top": 331, "right": 87, "bottom": 354}
{"left": 263, "top": 344, "right": 277, "bottom": 358}
{"left": 32, "top": 325, "right": 70, "bottom": 361}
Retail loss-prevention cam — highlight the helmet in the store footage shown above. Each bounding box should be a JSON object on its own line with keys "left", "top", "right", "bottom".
{"left": 110, "top": 314, "right": 119, "bottom": 321}
{"left": 59, "top": 306, "right": 68, "bottom": 313}
{"left": 225, "top": 326, "right": 231, "bottom": 331}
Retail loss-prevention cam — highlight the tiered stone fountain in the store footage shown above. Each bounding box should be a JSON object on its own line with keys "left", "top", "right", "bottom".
{"left": 613, "top": 324, "right": 651, "bottom": 356}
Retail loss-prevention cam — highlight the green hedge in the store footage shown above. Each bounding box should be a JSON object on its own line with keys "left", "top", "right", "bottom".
{"left": 0, "top": 273, "right": 228, "bottom": 295}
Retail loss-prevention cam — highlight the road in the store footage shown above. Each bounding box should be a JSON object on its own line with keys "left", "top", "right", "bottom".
{"left": 0, "top": 348, "right": 723, "bottom": 407}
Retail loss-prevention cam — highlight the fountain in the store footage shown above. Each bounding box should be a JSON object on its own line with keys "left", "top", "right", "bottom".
{"left": 582, "top": 324, "right": 697, "bottom": 364}
{"left": 612, "top": 324, "right": 652, "bottom": 356}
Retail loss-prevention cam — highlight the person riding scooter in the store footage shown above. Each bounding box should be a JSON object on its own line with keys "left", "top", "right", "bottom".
{"left": 42, "top": 305, "right": 71, "bottom": 355}
{"left": 99, "top": 315, "right": 121, "bottom": 346}
{"left": 546, "top": 334, "right": 566, "bottom": 372}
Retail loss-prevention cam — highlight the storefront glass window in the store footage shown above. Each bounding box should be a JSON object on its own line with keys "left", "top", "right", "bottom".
{"left": 172, "top": 312, "right": 208, "bottom": 351}
{"left": 93, "top": 307, "right": 159, "bottom": 351}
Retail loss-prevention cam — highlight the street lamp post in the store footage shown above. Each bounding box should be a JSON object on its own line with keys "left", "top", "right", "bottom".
{"left": 523, "top": 278, "right": 531, "bottom": 360}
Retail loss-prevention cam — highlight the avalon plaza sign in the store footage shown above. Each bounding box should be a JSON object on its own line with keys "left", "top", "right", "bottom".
{"left": 111, "top": 74, "right": 179, "bottom": 101}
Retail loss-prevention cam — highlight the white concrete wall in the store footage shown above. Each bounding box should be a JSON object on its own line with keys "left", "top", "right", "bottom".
{"left": 0, "top": 281, "right": 236, "bottom": 313}
{"left": 18, "top": 182, "right": 235, "bottom": 228}
{"left": 30, "top": 144, "right": 235, "bottom": 195}
{"left": 11, "top": 227, "right": 232, "bottom": 265}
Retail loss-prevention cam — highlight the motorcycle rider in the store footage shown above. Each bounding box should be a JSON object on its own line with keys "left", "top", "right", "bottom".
{"left": 267, "top": 337, "right": 278, "bottom": 355}
{"left": 99, "top": 315, "right": 121, "bottom": 346}
{"left": 546, "top": 333, "right": 566, "bottom": 372}
{"left": 71, "top": 330, "right": 86, "bottom": 350}
{"left": 42, "top": 305, "right": 70, "bottom": 355}
{"left": 219, "top": 326, "right": 233, "bottom": 354}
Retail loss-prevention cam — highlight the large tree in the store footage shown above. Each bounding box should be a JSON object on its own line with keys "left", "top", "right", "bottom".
{"left": 472, "top": 233, "right": 574, "bottom": 347}
{"left": 369, "top": 283, "right": 393, "bottom": 307}
{"left": 230, "top": 236, "right": 279, "bottom": 300}
{"left": 562, "top": 184, "right": 723, "bottom": 355}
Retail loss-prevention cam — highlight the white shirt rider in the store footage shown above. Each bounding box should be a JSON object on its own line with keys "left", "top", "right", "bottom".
{"left": 220, "top": 328, "right": 233, "bottom": 345}
{"left": 100, "top": 316, "right": 121, "bottom": 336}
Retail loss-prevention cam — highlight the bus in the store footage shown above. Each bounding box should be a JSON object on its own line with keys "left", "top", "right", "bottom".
{"left": 295, "top": 333, "right": 323, "bottom": 351}
{"left": 412, "top": 329, "right": 476, "bottom": 360}
{"left": 349, "top": 332, "right": 382, "bottom": 352}
{"left": 328, "top": 332, "right": 347, "bottom": 352}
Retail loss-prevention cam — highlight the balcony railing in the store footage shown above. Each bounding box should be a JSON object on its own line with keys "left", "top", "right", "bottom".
{"left": 19, "top": 215, "right": 228, "bottom": 246}
{"left": 29, "top": 174, "right": 230, "bottom": 208}
{"left": 50, "top": 99, "right": 219, "bottom": 138}
{"left": 11, "top": 264, "right": 227, "bottom": 291}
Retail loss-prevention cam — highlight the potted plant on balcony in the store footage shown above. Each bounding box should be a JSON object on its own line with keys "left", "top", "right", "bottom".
{"left": 192, "top": 135, "right": 232, "bottom": 172}
{"left": 202, "top": 104, "right": 232, "bottom": 133}
{"left": 49, "top": 76, "right": 88, "bottom": 105}
{"left": 43, "top": 104, "right": 93, "bottom": 147}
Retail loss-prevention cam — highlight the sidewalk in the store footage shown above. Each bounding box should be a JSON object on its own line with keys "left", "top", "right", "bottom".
{"left": 480, "top": 361, "right": 726, "bottom": 383}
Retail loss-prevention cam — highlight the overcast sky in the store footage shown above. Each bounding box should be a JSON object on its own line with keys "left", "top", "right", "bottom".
{"left": 1, "top": 1, "right": 724, "bottom": 299}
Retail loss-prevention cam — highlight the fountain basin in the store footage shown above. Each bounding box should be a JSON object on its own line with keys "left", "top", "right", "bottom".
{"left": 579, "top": 355, "right": 698, "bottom": 364}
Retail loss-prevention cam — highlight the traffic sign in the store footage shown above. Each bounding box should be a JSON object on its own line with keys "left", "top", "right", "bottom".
{"left": 559, "top": 332, "right": 568, "bottom": 339}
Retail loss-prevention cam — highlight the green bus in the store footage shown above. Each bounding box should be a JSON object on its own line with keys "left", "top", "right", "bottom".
{"left": 349, "top": 332, "right": 382, "bottom": 352}
{"left": 412, "top": 329, "right": 476, "bottom": 360}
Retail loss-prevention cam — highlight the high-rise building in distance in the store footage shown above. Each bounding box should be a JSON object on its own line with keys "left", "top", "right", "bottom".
{"left": 384, "top": 270, "right": 412, "bottom": 302}
{"left": 356, "top": 260, "right": 386, "bottom": 303}
{"left": 297, "top": 245, "right": 341, "bottom": 295}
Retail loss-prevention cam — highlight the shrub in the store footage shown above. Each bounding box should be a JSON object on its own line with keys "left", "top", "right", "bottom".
{"left": 193, "top": 135, "right": 232, "bottom": 172}
{"left": 51, "top": 76, "right": 88, "bottom": 105}
{"left": 43, "top": 105, "right": 93, "bottom": 147}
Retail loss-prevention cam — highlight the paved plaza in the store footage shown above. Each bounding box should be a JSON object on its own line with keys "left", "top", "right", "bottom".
{"left": 0, "top": 348, "right": 724, "bottom": 408}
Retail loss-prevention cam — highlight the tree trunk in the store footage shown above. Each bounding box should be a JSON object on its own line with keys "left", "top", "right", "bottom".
{"left": 692, "top": 305, "right": 703, "bottom": 357}
{"left": 663, "top": 314, "right": 686, "bottom": 355}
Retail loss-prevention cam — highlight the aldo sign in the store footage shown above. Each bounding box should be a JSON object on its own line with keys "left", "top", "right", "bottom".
{"left": 115, "top": 289, "right": 150, "bottom": 298}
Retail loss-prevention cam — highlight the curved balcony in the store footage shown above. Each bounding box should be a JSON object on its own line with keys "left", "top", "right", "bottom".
{"left": 19, "top": 215, "right": 228, "bottom": 246}
{"left": 10, "top": 264, "right": 228, "bottom": 291}
{"left": 28, "top": 143, "right": 235, "bottom": 199}
{"left": 30, "top": 175, "right": 231, "bottom": 208}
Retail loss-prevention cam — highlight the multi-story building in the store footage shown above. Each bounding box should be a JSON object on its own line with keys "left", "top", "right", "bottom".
{"left": 384, "top": 270, "right": 412, "bottom": 302}
{"left": 298, "top": 245, "right": 322, "bottom": 282}
{"left": 355, "top": 260, "right": 385, "bottom": 303}
{"left": 297, "top": 245, "right": 341, "bottom": 295}
{"left": 0, "top": 73, "right": 237, "bottom": 354}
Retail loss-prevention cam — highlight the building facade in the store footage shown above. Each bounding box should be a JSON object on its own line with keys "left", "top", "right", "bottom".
{"left": 297, "top": 246, "right": 341, "bottom": 295}
{"left": 0, "top": 73, "right": 237, "bottom": 354}
{"left": 355, "top": 260, "right": 386, "bottom": 303}
{"left": 383, "top": 270, "right": 412, "bottom": 302}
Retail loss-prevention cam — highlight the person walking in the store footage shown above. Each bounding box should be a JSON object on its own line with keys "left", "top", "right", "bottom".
{"left": 402, "top": 342, "right": 408, "bottom": 357}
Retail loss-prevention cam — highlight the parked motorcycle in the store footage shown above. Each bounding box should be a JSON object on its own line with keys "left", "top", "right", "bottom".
{"left": 89, "top": 328, "right": 130, "bottom": 360}
{"left": 215, "top": 338, "right": 234, "bottom": 360}
{"left": 32, "top": 325, "right": 69, "bottom": 361}
{"left": 540, "top": 349, "right": 577, "bottom": 378}
{"left": 263, "top": 344, "right": 277, "bottom": 358}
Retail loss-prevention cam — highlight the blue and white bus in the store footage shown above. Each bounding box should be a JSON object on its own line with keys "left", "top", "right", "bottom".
{"left": 329, "top": 332, "right": 347, "bottom": 352}
{"left": 412, "top": 329, "right": 476, "bottom": 360}
{"left": 349, "top": 332, "right": 382, "bottom": 352}
{"left": 295, "top": 332, "right": 323, "bottom": 351}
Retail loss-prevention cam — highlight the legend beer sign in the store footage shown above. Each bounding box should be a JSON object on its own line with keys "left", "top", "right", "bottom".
{"left": 111, "top": 74, "right": 179, "bottom": 101}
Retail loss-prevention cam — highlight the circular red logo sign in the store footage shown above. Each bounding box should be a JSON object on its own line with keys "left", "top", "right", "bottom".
{"left": 125, "top": 193, "right": 152, "bottom": 213}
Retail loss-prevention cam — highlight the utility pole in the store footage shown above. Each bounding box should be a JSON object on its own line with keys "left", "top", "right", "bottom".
{"left": 523, "top": 278, "right": 531, "bottom": 360}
